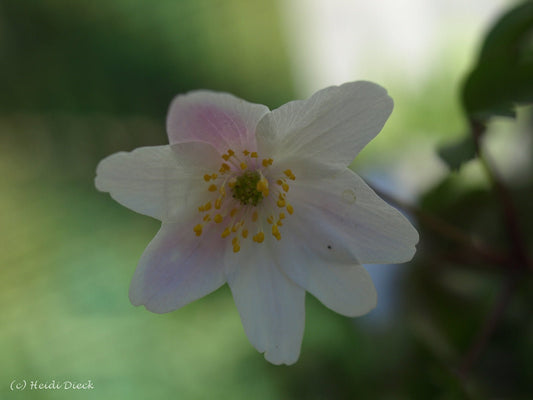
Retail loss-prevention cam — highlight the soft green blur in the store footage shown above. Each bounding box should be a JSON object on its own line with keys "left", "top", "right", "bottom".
{"left": 1, "top": 1, "right": 532, "bottom": 399}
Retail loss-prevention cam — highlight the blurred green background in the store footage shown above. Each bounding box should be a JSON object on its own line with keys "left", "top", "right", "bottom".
{"left": 1, "top": 0, "right": 532, "bottom": 399}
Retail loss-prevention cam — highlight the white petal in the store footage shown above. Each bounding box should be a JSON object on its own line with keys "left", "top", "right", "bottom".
{"left": 95, "top": 142, "right": 220, "bottom": 222}
{"left": 225, "top": 242, "right": 305, "bottom": 365}
{"left": 288, "top": 168, "right": 419, "bottom": 264}
{"left": 129, "top": 221, "right": 226, "bottom": 313}
{"left": 166, "top": 90, "right": 270, "bottom": 151}
{"left": 256, "top": 81, "right": 393, "bottom": 167}
{"left": 272, "top": 218, "right": 377, "bottom": 316}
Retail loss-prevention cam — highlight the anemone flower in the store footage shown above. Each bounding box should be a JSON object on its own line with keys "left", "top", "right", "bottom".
{"left": 95, "top": 81, "right": 419, "bottom": 365}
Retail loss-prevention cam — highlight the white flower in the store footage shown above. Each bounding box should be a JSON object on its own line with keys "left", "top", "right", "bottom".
{"left": 95, "top": 81, "right": 419, "bottom": 365}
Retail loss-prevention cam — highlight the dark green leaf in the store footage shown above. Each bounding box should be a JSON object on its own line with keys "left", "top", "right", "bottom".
{"left": 438, "top": 135, "right": 477, "bottom": 171}
{"left": 462, "top": 1, "right": 533, "bottom": 120}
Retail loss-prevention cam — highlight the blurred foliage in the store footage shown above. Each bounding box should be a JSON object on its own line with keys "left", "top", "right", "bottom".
{"left": 1, "top": 1, "right": 533, "bottom": 400}
{"left": 462, "top": 1, "right": 533, "bottom": 121}
{"left": 441, "top": 0, "right": 533, "bottom": 172}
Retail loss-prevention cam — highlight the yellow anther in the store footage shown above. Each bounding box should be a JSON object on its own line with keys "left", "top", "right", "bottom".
{"left": 219, "top": 163, "right": 230, "bottom": 173}
{"left": 243, "top": 150, "right": 250, "bottom": 156}
{"left": 277, "top": 219, "right": 283, "bottom": 226}
{"left": 256, "top": 178, "right": 268, "bottom": 192}
{"left": 232, "top": 223, "right": 239, "bottom": 233}
{"left": 214, "top": 214, "right": 223, "bottom": 224}
{"left": 272, "top": 224, "right": 281, "bottom": 240}
{"left": 204, "top": 201, "right": 212, "bottom": 211}
{"left": 279, "top": 212, "right": 285, "bottom": 219}
{"left": 233, "top": 244, "right": 240, "bottom": 253}
{"left": 198, "top": 205, "right": 205, "bottom": 212}
{"left": 242, "top": 229, "right": 248, "bottom": 238}
{"left": 277, "top": 198, "right": 286, "bottom": 208}
{"left": 250, "top": 152, "right": 258, "bottom": 158}
{"left": 230, "top": 208, "right": 238, "bottom": 217}
{"left": 232, "top": 237, "right": 239, "bottom": 245}
{"left": 286, "top": 204, "right": 294, "bottom": 215}
{"left": 203, "top": 174, "right": 212, "bottom": 182}
{"left": 240, "top": 162, "right": 247, "bottom": 170}
{"left": 227, "top": 149, "right": 235, "bottom": 156}
{"left": 193, "top": 224, "right": 203, "bottom": 236}
{"left": 228, "top": 177, "right": 237, "bottom": 188}
{"left": 282, "top": 183, "right": 289, "bottom": 192}
{"left": 214, "top": 198, "right": 222, "bottom": 209}
{"left": 267, "top": 215, "right": 274, "bottom": 224}
{"left": 203, "top": 214, "right": 211, "bottom": 222}
{"left": 284, "top": 169, "right": 296, "bottom": 180}
{"left": 208, "top": 184, "right": 217, "bottom": 192}
{"left": 252, "top": 211, "right": 258, "bottom": 222}
{"left": 253, "top": 232, "right": 265, "bottom": 243}
{"left": 262, "top": 159, "right": 270, "bottom": 167}
{"left": 222, "top": 154, "right": 230, "bottom": 161}
{"left": 211, "top": 173, "right": 218, "bottom": 180}
{"left": 221, "top": 227, "right": 231, "bottom": 238}
{"left": 277, "top": 179, "right": 283, "bottom": 185}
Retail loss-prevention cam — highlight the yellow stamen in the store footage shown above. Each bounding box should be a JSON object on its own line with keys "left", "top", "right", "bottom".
{"left": 286, "top": 204, "right": 294, "bottom": 215}
{"left": 253, "top": 232, "right": 265, "bottom": 243}
{"left": 214, "top": 214, "right": 223, "bottom": 223}
{"left": 252, "top": 211, "right": 258, "bottom": 222}
{"left": 208, "top": 184, "right": 217, "bottom": 192}
{"left": 284, "top": 169, "right": 296, "bottom": 180}
{"left": 250, "top": 152, "right": 258, "bottom": 158}
{"left": 242, "top": 229, "right": 248, "bottom": 238}
{"left": 203, "top": 174, "right": 211, "bottom": 182}
{"left": 221, "top": 227, "right": 231, "bottom": 238}
{"left": 240, "top": 162, "right": 247, "bottom": 170}
{"left": 193, "top": 224, "right": 203, "bottom": 236}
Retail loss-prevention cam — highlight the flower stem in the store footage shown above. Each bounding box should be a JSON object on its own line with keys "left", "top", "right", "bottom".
{"left": 457, "top": 275, "right": 518, "bottom": 379}
{"left": 470, "top": 119, "right": 531, "bottom": 272}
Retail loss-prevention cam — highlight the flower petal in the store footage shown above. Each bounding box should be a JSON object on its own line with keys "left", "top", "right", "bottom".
{"left": 273, "top": 217, "right": 377, "bottom": 316}
{"left": 129, "top": 221, "right": 226, "bottom": 313}
{"left": 287, "top": 168, "right": 419, "bottom": 264}
{"left": 95, "top": 142, "right": 220, "bottom": 222}
{"left": 166, "top": 90, "right": 270, "bottom": 151}
{"left": 256, "top": 81, "right": 393, "bottom": 167}
{"left": 225, "top": 242, "right": 305, "bottom": 365}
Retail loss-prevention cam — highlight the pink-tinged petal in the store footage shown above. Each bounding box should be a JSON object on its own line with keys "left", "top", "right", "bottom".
{"left": 129, "top": 221, "right": 227, "bottom": 313}
{"left": 273, "top": 217, "right": 377, "bottom": 317}
{"left": 95, "top": 142, "right": 220, "bottom": 222}
{"left": 225, "top": 242, "right": 305, "bottom": 365}
{"left": 166, "top": 90, "right": 270, "bottom": 151}
{"left": 256, "top": 81, "right": 393, "bottom": 167}
{"left": 288, "top": 168, "right": 419, "bottom": 264}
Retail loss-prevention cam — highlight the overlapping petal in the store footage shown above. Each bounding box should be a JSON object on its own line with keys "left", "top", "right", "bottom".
{"left": 167, "top": 90, "right": 269, "bottom": 151}
{"left": 225, "top": 242, "right": 305, "bottom": 365}
{"left": 287, "top": 168, "right": 419, "bottom": 264}
{"left": 129, "top": 221, "right": 227, "bottom": 313}
{"left": 273, "top": 215, "right": 377, "bottom": 317}
{"left": 255, "top": 81, "right": 393, "bottom": 167}
{"left": 95, "top": 142, "right": 220, "bottom": 222}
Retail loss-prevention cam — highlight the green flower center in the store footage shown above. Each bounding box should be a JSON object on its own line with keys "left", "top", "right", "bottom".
{"left": 231, "top": 171, "right": 263, "bottom": 206}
